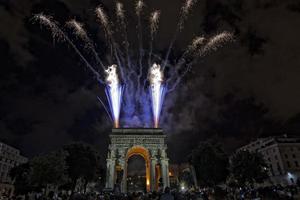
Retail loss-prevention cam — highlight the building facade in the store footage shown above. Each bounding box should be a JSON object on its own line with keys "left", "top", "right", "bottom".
{"left": 0, "top": 142, "right": 28, "bottom": 195}
{"left": 239, "top": 136, "right": 300, "bottom": 185}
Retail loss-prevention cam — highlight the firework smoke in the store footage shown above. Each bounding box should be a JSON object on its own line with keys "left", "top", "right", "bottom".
{"left": 34, "top": 0, "right": 233, "bottom": 128}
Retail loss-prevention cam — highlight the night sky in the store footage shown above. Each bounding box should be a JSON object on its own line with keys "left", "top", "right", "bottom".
{"left": 1, "top": 0, "right": 300, "bottom": 163}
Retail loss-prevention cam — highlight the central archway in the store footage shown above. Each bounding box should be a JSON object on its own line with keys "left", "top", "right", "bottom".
{"left": 125, "top": 146, "right": 151, "bottom": 192}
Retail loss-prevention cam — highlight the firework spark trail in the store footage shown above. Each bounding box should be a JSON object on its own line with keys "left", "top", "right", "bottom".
{"left": 33, "top": 14, "right": 104, "bottom": 84}
{"left": 174, "top": 36, "right": 206, "bottom": 70}
{"left": 199, "top": 31, "right": 234, "bottom": 56}
{"left": 116, "top": 2, "right": 125, "bottom": 20}
{"left": 35, "top": 2, "right": 234, "bottom": 129}
{"left": 115, "top": 2, "right": 132, "bottom": 74}
{"left": 114, "top": 4, "right": 135, "bottom": 97}
{"left": 148, "top": 10, "right": 160, "bottom": 66}
{"left": 148, "top": 63, "right": 165, "bottom": 128}
{"left": 162, "top": 0, "right": 198, "bottom": 71}
{"left": 135, "top": 0, "right": 145, "bottom": 95}
{"left": 180, "top": 0, "right": 197, "bottom": 30}
{"left": 95, "top": 7, "right": 126, "bottom": 81}
{"left": 105, "top": 64, "right": 123, "bottom": 128}
{"left": 164, "top": 36, "right": 205, "bottom": 89}
{"left": 97, "top": 96, "right": 113, "bottom": 122}
{"left": 66, "top": 19, "right": 106, "bottom": 71}
{"left": 167, "top": 32, "right": 234, "bottom": 93}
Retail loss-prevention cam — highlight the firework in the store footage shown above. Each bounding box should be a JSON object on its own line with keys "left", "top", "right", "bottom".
{"left": 33, "top": 14, "right": 64, "bottom": 41}
{"left": 135, "top": 0, "right": 144, "bottom": 15}
{"left": 190, "top": 36, "right": 205, "bottom": 51}
{"left": 150, "top": 10, "right": 160, "bottom": 35}
{"left": 116, "top": 2, "right": 125, "bottom": 20}
{"left": 66, "top": 19, "right": 106, "bottom": 70}
{"left": 95, "top": 7, "right": 108, "bottom": 28}
{"left": 182, "top": 0, "right": 197, "bottom": 16}
{"left": 33, "top": 14, "right": 104, "bottom": 83}
{"left": 201, "top": 31, "right": 234, "bottom": 55}
{"left": 105, "top": 65, "right": 123, "bottom": 128}
{"left": 66, "top": 20, "right": 87, "bottom": 39}
{"left": 148, "top": 63, "right": 165, "bottom": 128}
{"left": 34, "top": 0, "right": 233, "bottom": 128}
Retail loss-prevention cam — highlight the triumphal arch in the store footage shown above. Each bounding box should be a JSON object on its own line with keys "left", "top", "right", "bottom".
{"left": 105, "top": 128, "right": 170, "bottom": 193}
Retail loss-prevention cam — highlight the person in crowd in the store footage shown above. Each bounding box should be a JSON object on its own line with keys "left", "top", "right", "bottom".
{"left": 159, "top": 187, "right": 173, "bottom": 200}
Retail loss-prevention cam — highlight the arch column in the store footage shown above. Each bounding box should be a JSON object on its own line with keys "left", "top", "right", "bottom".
{"left": 105, "top": 158, "right": 116, "bottom": 189}
{"left": 150, "top": 157, "right": 157, "bottom": 191}
{"left": 161, "top": 158, "right": 170, "bottom": 188}
{"left": 160, "top": 148, "right": 170, "bottom": 189}
{"left": 119, "top": 159, "right": 127, "bottom": 193}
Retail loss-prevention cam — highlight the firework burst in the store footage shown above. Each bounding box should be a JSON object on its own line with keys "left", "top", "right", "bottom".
{"left": 148, "top": 63, "right": 165, "bottom": 128}
{"left": 33, "top": 0, "right": 234, "bottom": 128}
{"left": 105, "top": 65, "right": 123, "bottom": 128}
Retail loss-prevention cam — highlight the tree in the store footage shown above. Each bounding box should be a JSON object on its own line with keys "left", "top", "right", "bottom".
{"left": 229, "top": 150, "right": 269, "bottom": 186}
{"left": 9, "top": 163, "right": 32, "bottom": 195}
{"left": 189, "top": 141, "right": 229, "bottom": 187}
{"left": 30, "top": 150, "right": 68, "bottom": 189}
{"left": 63, "top": 143, "right": 102, "bottom": 193}
{"left": 178, "top": 170, "right": 194, "bottom": 189}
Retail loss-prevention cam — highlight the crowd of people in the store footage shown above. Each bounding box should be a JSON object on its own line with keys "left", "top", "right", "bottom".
{"left": 1, "top": 185, "right": 300, "bottom": 200}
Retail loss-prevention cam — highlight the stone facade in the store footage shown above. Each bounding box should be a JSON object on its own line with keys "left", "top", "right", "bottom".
{"left": 0, "top": 142, "right": 28, "bottom": 195}
{"left": 105, "top": 128, "right": 170, "bottom": 193}
{"left": 239, "top": 136, "right": 300, "bottom": 185}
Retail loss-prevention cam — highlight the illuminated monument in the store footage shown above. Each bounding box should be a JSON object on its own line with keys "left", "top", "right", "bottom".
{"left": 105, "top": 128, "right": 170, "bottom": 192}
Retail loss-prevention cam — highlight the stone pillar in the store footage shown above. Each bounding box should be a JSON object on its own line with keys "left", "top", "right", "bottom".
{"left": 105, "top": 149, "right": 116, "bottom": 189}
{"left": 150, "top": 158, "right": 157, "bottom": 191}
{"left": 118, "top": 149, "right": 127, "bottom": 193}
{"left": 165, "top": 161, "right": 170, "bottom": 187}
{"left": 160, "top": 148, "right": 170, "bottom": 189}
{"left": 105, "top": 158, "right": 116, "bottom": 189}
{"left": 122, "top": 162, "right": 127, "bottom": 193}
{"left": 161, "top": 159, "right": 170, "bottom": 189}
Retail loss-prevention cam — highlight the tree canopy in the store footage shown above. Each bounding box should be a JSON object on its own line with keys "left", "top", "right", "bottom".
{"left": 229, "top": 150, "right": 269, "bottom": 186}
{"left": 189, "top": 141, "right": 229, "bottom": 187}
